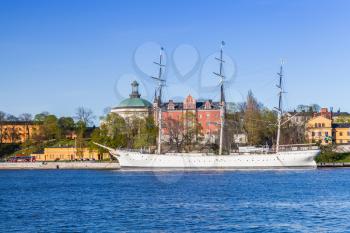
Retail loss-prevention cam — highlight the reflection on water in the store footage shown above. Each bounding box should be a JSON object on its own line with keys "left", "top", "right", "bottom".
{"left": 0, "top": 169, "right": 349, "bottom": 232}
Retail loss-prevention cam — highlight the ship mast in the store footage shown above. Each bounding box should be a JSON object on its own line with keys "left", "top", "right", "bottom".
{"left": 151, "top": 47, "right": 166, "bottom": 154}
{"left": 213, "top": 41, "right": 226, "bottom": 155}
{"left": 275, "top": 61, "right": 284, "bottom": 153}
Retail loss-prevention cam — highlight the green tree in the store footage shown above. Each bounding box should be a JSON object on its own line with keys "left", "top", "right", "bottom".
{"left": 34, "top": 112, "right": 49, "bottom": 122}
{"left": 243, "top": 91, "right": 263, "bottom": 145}
{"left": 100, "top": 113, "right": 127, "bottom": 148}
{"left": 133, "top": 116, "right": 157, "bottom": 149}
{"left": 58, "top": 117, "right": 75, "bottom": 137}
{"left": 42, "top": 115, "right": 60, "bottom": 140}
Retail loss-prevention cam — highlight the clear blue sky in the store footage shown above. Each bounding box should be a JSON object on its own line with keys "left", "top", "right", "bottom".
{"left": 1, "top": 0, "right": 349, "bottom": 121}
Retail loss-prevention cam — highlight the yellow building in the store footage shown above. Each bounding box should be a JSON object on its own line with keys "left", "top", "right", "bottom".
{"left": 306, "top": 116, "right": 332, "bottom": 145}
{"left": 0, "top": 121, "right": 42, "bottom": 144}
{"left": 333, "top": 123, "right": 350, "bottom": 144}
{"left": 33, "top": 147, "right": 110, "bottom": 161}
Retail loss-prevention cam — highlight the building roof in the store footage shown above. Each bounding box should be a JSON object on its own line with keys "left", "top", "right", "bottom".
{"left": 113, "top": 80, "right": 152, "bottom": 109}
{"left": 332, "top": 123, "right": 350, "bottom": 129}
{"left": 333, "top": 112, "right": 350, "bottom": 117}
{"left": 117, "top": 98, "right": 152, "bottom": 108}
{"left": 286, "top": 111, "right": 314, "bottom": 117}
{"left": 161, "top": 100, "right": 221, "bottom": 111}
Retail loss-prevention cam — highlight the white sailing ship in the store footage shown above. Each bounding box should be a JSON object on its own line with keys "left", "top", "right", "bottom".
{"left": 95, "top": 42, "right": 319, "bottom": 169}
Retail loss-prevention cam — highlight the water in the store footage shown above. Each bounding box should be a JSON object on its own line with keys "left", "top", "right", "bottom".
{"left": 1, "top": 169, "right": 350, "bottom": 232}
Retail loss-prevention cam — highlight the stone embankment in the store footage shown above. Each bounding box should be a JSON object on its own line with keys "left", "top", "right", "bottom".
{"left": 0, "top": 162, "right": 120, "bottom": 170}
{"left": 317, "top": 162, "right": 350, "bottom": 168}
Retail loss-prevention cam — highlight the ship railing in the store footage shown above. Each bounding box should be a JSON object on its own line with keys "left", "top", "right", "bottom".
{"left": 231, "top": 144, "right": 319, "bottom": 155}
{"left": 277, "top": 144, "right": 319, "bottom": 152}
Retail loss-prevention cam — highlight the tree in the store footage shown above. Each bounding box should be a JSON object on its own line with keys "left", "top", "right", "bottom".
{"left": 133, "top": 116, "right": 157, "bottom": 149}
{"left": 243, "top": 90, "right": 263, "bottom": 145}
{"left": 0, "top": 111, "right": 6, "bottom": 144}
{"left": 164, "top": 118, "right": 184, "bottom": 152}
{"left": 58, "top": 117, "right": 75, "bottom": 138}
{"left": 164, "top": 112, "right": 203, "bottom": 152}
{"left": 42, "top": 115, "right": 60, "bottom": 140}
{"left": 34, "top": 112, "right": 49, "bottom": 122}
{"left": 5, "top": 114, "right": 20, "bottom": 143}
{"left": 19, "top": 113, "right": 33, "bottom": 142}
{"left": 75, "top": 107, "right": 95, "bottom": 127}
{"left": 100, "top": 113, "right": 127, "bottom": 148}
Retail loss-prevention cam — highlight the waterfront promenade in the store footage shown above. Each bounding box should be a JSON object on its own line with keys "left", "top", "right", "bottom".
{"left": 0, "top": 161, "right": 120, "bottom": 170}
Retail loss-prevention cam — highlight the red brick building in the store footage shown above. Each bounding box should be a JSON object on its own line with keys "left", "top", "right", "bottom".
{"left": 154, "top": 95, "right": 222, "bottom": 141}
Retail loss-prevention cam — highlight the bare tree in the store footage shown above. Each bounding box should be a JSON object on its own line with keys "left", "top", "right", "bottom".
{"left": 164, "top": 118, "right": 185, "bottom": 152}
{"left": 6, "top": 114, "right": 20, "bottom": 143}
{"left": 19, "top": 113, "right": 33, "bottom": 142}
{"left": 75, "top": 107, "right": 95, "bottom": 127}
{"left": 0, "top": 111, "right": 6, "bottom": 144}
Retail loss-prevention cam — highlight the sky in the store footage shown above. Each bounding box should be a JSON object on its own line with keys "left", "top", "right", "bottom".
{"left": 1, "top": 0, "right": 350, "bottom": 122}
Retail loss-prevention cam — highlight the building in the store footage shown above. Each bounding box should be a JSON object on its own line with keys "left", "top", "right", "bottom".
{"left": 332, "top": 123, "right": 350, "bottom": 144}
{"left": 313, "top": 107, "right": 332, "bottom": 119}
{"left": 306, "top": 108, "right": 350, "bottom": 145}
{"left": 306, "top": 115, "right": 333, "bottom": 145}
{"left": 284, "top": 111, "right": 313, "bottom": 126}
{"left": 333, "top": 111, "right": 350, "bottom": 123}
{"left": 111, "top": 81, "right": 152, "bottom": 119}
{"left": 0, "top": 121, "right": 41, "bottom": 144}
{"left": 154, "top": 95, "right": 222, "bottom": 141}
{"left": 32, "top": 147, "right": 110, "bottom": 161}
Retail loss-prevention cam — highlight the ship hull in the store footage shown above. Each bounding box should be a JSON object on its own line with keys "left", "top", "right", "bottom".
{"left": 110, "top": 150, "right": 319, "bottom": 169}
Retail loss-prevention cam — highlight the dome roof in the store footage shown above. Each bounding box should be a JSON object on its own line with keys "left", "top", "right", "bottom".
{"left": 117, "top": 98, "right": 152, "bottom": 108}
{"left": 114, "top": 80, "right": 152, "bottom": 109}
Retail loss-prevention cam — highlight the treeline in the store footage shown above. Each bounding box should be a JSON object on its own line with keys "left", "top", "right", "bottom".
{"left": 90, "top": 114, "right": 157, "bottom": 152}
{"left": 0, "top": 107, "right": 96, "bottom": 157}
{"left": 228, "top": 90, "right": 312, "bottom": 148}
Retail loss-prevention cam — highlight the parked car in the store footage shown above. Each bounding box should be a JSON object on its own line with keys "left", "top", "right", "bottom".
{"left": 7, "top": 156, "right": 36, "bottom": 162}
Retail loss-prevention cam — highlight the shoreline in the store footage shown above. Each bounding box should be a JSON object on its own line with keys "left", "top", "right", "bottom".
{"left": 0, "top": 161, "right": 120, "bottom": 170}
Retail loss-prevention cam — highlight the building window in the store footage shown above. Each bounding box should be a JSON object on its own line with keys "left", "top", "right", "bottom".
{"left": 314, "top": 123, "right": 317, "bottom": 128}
{"left": 348, "top": 132, "right": 350, "bottom": 136}
{"left": 340, "top": 132, "right": 343, "bottom": 136}
{"left": 312, "top": 132, "right": 315, "bottom": 137}
{"left": 318, "top": 132, "right": 322, "bottom": 136}
{"left": 322, "top": 123, "right": 325, "bottom": 127}
{"left": 325, "top": 132, "right": 329, "bottom": 136}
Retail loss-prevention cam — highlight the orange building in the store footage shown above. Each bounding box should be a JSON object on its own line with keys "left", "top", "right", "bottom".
{"left": 33, "top": 147, "right": 110, "bottom": 161}
{"left": 0, "top": 121, "right": 42, "bottom": 144}
{"left": 332, "top": 123, "right": 350, "bottom": 144}
{"left": 306, "top": 116, "right": 333, "bottom": 145}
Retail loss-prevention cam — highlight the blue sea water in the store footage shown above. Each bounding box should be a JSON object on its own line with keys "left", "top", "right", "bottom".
{"left": 1, "top": 169, "right": 350, "bottom": 233}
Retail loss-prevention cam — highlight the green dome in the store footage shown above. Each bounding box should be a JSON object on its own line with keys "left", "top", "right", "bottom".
{"left": 117, "top": 98, "right": 152, "bottom": 108}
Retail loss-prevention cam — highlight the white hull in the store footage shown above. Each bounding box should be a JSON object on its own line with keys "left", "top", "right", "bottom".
{"left": 110, "top": 149, "right": 319, "bottom": 169}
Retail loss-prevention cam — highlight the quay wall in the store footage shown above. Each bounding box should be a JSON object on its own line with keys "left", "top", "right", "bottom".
{"left": 0, "top": 162, "right": 120, "bottom": 170}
